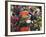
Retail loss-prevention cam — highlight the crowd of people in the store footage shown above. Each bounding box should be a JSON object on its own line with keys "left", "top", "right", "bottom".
{"left": 10, "top": 5, "right": 42, "bottom": 32}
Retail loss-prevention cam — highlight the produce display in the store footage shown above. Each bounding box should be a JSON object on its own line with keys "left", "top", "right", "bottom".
{"left": 11, "top": 5, "right": 42, "bottom": 32}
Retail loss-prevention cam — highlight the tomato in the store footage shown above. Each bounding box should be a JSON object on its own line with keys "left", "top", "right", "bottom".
{"left": 19, "top": 11, "right": 29, "bottom": 18}
{"left": 20, "top": 26, "right": 29, "bottom": 31}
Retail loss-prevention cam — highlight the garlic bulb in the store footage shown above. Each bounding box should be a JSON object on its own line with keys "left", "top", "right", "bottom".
{"left": 26, "top": 20, "right": 31, "bottom": 23}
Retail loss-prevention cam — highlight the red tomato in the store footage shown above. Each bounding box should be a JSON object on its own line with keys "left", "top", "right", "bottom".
{"left": 19, "top": 11, "right": 29, "bottom": 17}
{"left": 20, "top": 27, "right": 29, "bottom": 31}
